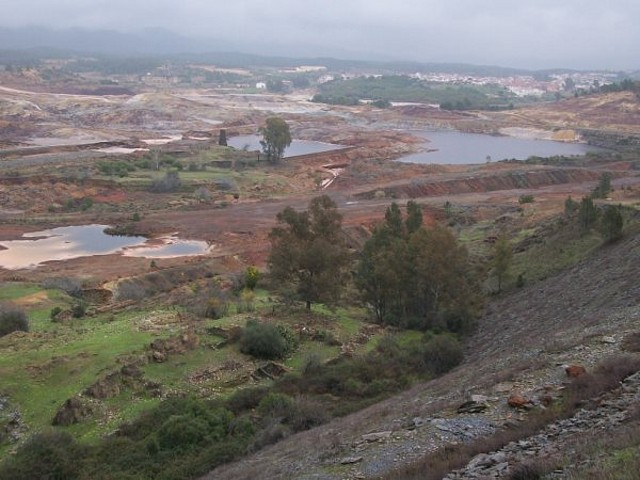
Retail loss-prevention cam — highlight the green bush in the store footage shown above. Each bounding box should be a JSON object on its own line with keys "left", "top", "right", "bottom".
{"left": 156, "top": 415, "right": 210, "bottom": 452}
{"left": 226, "top": 386, "right": 270, "bottom": 414}
{"left": 71, "top": 302, "right": 86, "bottom": 318}
{"left": 150, "top": 171, "right": 181, "bottom": 193}
{"left": 0, "top": 430, "right": 86, "bottom": 480}
{"left": 244, "top": 266, "right": 260, "bottom": 290}
{"left": 518, "top": 194, "right": 535, "bottom": 204}
{"left": 257, "top": 393, "right": 295, "bottom": 420}
{"left": 423, "top": 333, "right": 464, "bottom": 374}
{"left": 0, "top": 305, "right": 29, "bottom": 337}
{"left": 240, "top": 320, "right": 296, "bottom": 360}
{"left": 50, "top": 306, "right": 63, "bottom": 320}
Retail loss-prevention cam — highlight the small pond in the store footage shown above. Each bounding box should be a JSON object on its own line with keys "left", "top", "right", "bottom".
{"left": 227, "top": 135, "right": 343, "bottom": 158}
{"left": 398, "top": 130, "right": 601, "bottom": 164}
{"left": 0, "top": 225, "right": 211, "bottom": 270}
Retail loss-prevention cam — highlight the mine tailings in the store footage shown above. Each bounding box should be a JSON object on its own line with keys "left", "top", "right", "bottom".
{"left": 354, "top": 168, "right": 604, "bottom": 199}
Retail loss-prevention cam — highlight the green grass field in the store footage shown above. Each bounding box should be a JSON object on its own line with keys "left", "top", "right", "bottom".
{"left": 0, "top": 280, "right": 377, "bottom": 458}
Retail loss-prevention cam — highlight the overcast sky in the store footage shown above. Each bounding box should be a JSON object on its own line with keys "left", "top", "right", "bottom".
{"left": 3, "top": 0, "right": 638, "bottom": 70}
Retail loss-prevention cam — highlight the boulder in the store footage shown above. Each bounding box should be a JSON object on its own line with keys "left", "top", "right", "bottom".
{"left": 565, "top": 365, "right": 587, "bottom": 377}
{"left": 458, "top": 400, "right": 489, "bottom": 414}
{"left": 52, "top": 397, "right": 93, "bottom": 426}
{"left": 252, "top": 361, "right": 290, "bottom": 380}
{"left": 507, "top": 393, "right": 530, "bottom": 409}
{"left": 85, "top": 372, "right": 122, "bottom": 399}
{"left": 361, "top": 431, "right": 392, "bottom": 442}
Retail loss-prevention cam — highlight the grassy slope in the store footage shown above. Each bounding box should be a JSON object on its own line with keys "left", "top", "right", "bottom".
{"left": 0, "top": 281, "right": 386, "bottom": 459}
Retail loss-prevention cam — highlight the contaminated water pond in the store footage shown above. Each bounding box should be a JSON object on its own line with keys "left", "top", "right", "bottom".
{"left": 227, "top": 135, "right": 343, "bottom": 157}
{"left": 0, "top": 225, "right": 211, "bottom": 270}
{"left": 398, "top": 130, "right": 600, "bottom": 164}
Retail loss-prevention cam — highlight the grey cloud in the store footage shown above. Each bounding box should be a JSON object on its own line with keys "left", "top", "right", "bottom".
{"left": 2, "top": 0, "right": 639, "bottom": 69}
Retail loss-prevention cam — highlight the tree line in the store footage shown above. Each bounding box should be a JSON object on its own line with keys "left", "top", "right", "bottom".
{"left": 268, "top": 196, "right": 482, "bottom": 333}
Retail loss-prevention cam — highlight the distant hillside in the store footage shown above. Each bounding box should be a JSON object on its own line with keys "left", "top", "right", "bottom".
{"left": 0, "top": 26, "right": 225, "bottom": 56}
{"left": 0, "top": 26, "right": 613, "bottom": 77}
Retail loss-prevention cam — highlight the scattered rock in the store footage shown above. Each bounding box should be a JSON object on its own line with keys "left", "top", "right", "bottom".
{"left": 412, "top": 417, "right": 426, "bottom": 428}
{"left": 565, "top": 365, "right": 587, "bottom": 378}
{"left": 471, "top": 394, "right": 491, "bottom": 403}
{"left": 507, "top": 393, "right": 530, "bottom": 409}
{"left": 52, "top": 397, "right": 93, "bottom": 426}
{"left": 149, "top": 331, "right": 200, "bottom": 360}
{"left": 121, "top": 363, "right": 143, "bottom": 378}
{"left": 601, "top": 336, "right": 616, "bottom": 344}
{"left": 362, "top": 431, "right": 392, "bottom": 442}
{"left": 251, "top": 361, "right": 290, "bottom": 380}
{"left": 458, "top": 400, "right": 489, "bottom": 414}
{"left": 340, "top": 456, "right": 363, "bottom": 465}
{"left": 85, "top": 372, "right": 122, "bottom": 399}
{"left": 468, "top": 453, "right": 493, "bottom": 469}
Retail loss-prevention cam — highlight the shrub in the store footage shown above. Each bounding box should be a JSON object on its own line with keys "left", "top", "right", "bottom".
{"left": 509, "top": 462, "right": 546, "bottom": 480}
{"left": 150, "top": 171, "right": 181, "bottom": 193}
{"left": 186, "top": 284, "right": 231, "bottom": 319}
{"left": 0, "top": 305, "right": 29, "bottom": 337}
{"left": 422, "top": 333, "right": 464, "bottom": 374}
{"left": 156, "top": 415, "right": 210, "bottom": 452}
{"left": 0, "top": 430, "right": 86, "bottom": 480}
{"left": 226, "top": 386, "right": 270, "bottom": 414}
{"left": 518, "top": 194, "right": 535, "bottom": 204}
{"left": 50, "top": 306, "right": 63, "bottom": 320}
{"left": 599, "top": 204, "right": 624, "bottom": 242}
{"left": 564, "top": 195, "right": 578, "bottom": 216}
{"left": 288, "top": 396, "right": 328, "bottom": 432}
{"left": 240, "top": 320, "right": 296, "bottom": 360}
{"left": 235, "top": 289, "right": 256, "bottom": 314}
{"left": 41, "top": 277, "right": 83, "bottom": 297}
{"left": 244, "top": 266, "right": 260, "bottom": 290}
{"left": 114, "top": 281, "right": 147, "bottom": 301}
{"left": 249, "top": 420, "right": 290, "bottom": 451}
{"left": 194, "top": 187, "right": 212, "bottom": 202}
{"left": 71, "top": 303, "right": 86, "bottom": 319}
{"left": 257, "top": 393, "right": 295, "bottom": 420}
{"left": 622, "top": 332, "right": 640, "bottom": 352}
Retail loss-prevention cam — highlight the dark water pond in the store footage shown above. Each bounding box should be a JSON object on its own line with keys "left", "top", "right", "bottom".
{"left": 398, "top": 130, "right": 600, "bottom": 164}
{"left": 227, "top": 135, "right": 343, "bottom": 157}
{"left": 0, "top": 225, "right": 210, "bottom": 270}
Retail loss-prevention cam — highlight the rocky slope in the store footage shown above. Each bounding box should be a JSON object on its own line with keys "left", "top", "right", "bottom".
{"left": 202, "top": 227, "right": 640, "bottom": 480}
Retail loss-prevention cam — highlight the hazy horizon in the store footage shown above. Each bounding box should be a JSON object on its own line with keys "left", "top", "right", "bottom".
{"left": 2, "top": 1, "right": 638, "bottom": 70}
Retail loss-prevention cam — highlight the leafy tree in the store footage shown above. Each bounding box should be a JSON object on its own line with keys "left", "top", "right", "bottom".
{"left": 600, "top": 204, "right": 624, "bottom": 242}
{"left": 591, "top": 172, "right": 612, "bottom": 199}
{"left": 408, "top": 225, "right": 477, "bottom": 327}
{"left": 259, "top": 117, "right": 292, "bottom": 163}
{"left": 579, "top": 196, "right": 598, "bottom": 230}
{"left": 218, "top": 129, "right": 227, "bottom": 146}
{"left": 356, "top": 227, "right": 409, "bottom": 322}
{"left": 357, "top": 202, "right": 480, "bottom": 331}
{"left": 405, "top": 200, "right": 423, "bottom": 234}
{"left": 563, "top": 77, "right": 576, "bottom": 91}
{"left": 268, "top": 195, "right": 349, "bottom": 309}
{"left": 266, "top": 79, "right": 285, "bottom": 93}
{"left": 491, "top": 233, "right": 512, "bottom": 293}
{"left": 384, "top": 202, "right": 405, "bottom": 237}
{"left": 564, "top": 195, "right": 579, "bottom": 217}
